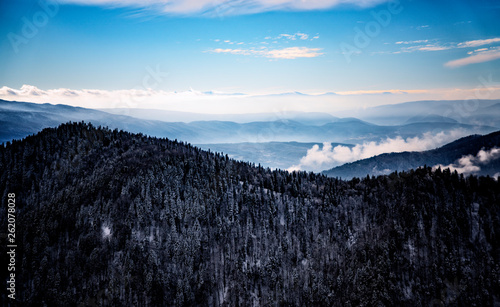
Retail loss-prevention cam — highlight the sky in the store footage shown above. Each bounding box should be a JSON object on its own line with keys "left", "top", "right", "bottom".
{"left": 1, "top": 0, "right": 500, "bottom": 114}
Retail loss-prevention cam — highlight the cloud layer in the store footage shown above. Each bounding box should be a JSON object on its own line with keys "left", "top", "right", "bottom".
{"left": 2, "top": 84, "right": 500, "bottom": 115}
{"left": 290, "top": 130, "right": 469, "bottom": 172}
{"left": 55, "top": 0, "right": 389, "bottom": 15}
{"left": 433, "top": 147, "right": 500, "bottom": 174}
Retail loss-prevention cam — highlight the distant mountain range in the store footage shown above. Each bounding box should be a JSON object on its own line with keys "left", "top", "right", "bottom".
{"left": 2, "top": 99, "right": 499, "bottom": 145}
{"left": 99, "top": 108, "right": 340, "bottom": 126}
{"left": 2, "top": 99, "right": 500, "bottom": 172}
{"left": 340, "top": 99, "right": 500, "bottom": 127}
{"left": 323, "top": 130, "right": 500, "bottom": 179}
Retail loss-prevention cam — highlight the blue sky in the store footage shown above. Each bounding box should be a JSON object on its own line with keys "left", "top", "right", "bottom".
{"left": 1, "top": 0, "right": 500, "bottom": 113}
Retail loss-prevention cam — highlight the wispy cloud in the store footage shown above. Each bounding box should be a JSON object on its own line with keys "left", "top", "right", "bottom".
{"left": 264, "top": 32, "right": 319, "bottom": 42}
{"left": 55, "top": 0, "right": 390, "bottom": 15}
{"left": 457, "top": 38, "right": 500, "bottom": 48}
{"left": 402, "top": 44, "right": 452, "bottom": 52}
{"left": 388, "top": 40, "right": 454, "bottom": 54}
{"left": 393, "top": 37, "right": 500, "bottom": 54}
{"left": 453, "top": 21, "right": 472, "bottom": 26}
{"left": 416, "top": 25, "right": 430, "bottom": 30}
{"left": 212, "top": 32, "right": 318, "bottom": 50}
{"left": 279, "top": 33, "right": 308, "bottom": 40}
{"left": 445, "top": 47, "right": 500, "bottom": 68}
{"left": 395, "top": 40, "right": 429, "bottom": 45}
{"left": 389, "top": 37, "right": 500, "bottom": 67}
{"left": 208, "top": 46, "right": 323, "bottom": 59}
{"left": 213, "top": 39, "right": 245, "bottom": 45}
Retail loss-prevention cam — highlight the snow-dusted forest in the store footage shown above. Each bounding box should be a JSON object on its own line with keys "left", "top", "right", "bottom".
{"left": 1, "top": 122, "right": 499, "bottom": 306}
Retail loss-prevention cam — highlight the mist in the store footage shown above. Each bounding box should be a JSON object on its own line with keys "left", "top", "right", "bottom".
{"left": 290, "top": 130, "right": 469, "bottom": 172}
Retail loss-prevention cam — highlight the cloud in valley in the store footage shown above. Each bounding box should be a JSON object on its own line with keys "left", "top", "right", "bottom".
{"left": 289, "top": 130, "right": 469, "bottom": 172}
{"left": 433, "top": 147, "right": 500, "bottom": 174}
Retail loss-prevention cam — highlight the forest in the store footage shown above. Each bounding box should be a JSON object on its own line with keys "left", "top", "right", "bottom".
{"left": 1, "top": 122, "right": 499, "bottom": 306}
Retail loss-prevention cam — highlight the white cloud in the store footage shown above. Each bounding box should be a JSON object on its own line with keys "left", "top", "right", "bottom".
{"left": 477, "top": 147, "right": 500, "bottom": 163}
{"left": 408, "top": 45, "right": 451, "bottom": 52}
{"left": 55, "top": 0, "right": 390, "bottom": 15}
{"left": 210, "top": 48, "right": 251, "bottom": 56}
{"left": 433, "top": 147, "right": 500, "bottom": 174}
{"left": 457, "top": 38, "right": 500, "bottom": 48}
{"left": 208, "top": 46, "right": 323, "bottom": 59}
{"left": 296, "top": 32, "right": 309, "bottom": 40}
{"left": 445, "top": 47, "right": 500, "bottom": 68}
{"left": 266, "top": 47, "right": 322, "bottom": 59}
{"left": 436, "top": 155, "right": 481, "bottom": 174}
{"left": 278, "top": 34, "right": 296, "bottom": 40}
{"left": 395, "top": 40, "right": 429, "bottom": 45}
{"left": 273, "top": 32, "right": 314, "bottom": 41}
{"left": 392, "top": 42, "right": 453, "bottom": 53}
{"left": 468, "top": 48, "right": 488, "bottom": 55}
{"left": 290, "top": 130, "right": 469, "bottom": 172}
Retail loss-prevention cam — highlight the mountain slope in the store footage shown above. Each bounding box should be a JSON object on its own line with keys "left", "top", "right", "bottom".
{"left": 323, "top": 130, "right": 500, "bottom": 179}
{"left": 1, "top": 122, "right": 499, "bottom": 306}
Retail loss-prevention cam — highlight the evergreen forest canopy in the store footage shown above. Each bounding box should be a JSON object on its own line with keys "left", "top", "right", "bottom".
{"left": 0, "top": 122, "right": 499, "bottom": 306}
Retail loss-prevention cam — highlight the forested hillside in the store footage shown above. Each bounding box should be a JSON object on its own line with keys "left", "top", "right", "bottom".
{"left": 1, "top": 122, "right": 499, "bottom": 306}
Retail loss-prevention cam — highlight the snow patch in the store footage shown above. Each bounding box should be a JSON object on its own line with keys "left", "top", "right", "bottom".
{"left": 102, "top": 225, "right": 112, "bottom": 239}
